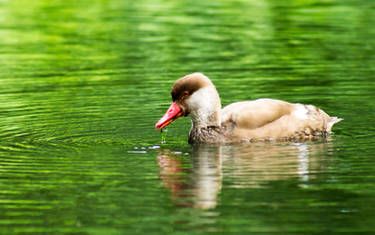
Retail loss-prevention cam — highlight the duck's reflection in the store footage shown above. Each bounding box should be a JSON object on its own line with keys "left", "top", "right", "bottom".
{"left": 157, "top": 141, "right": 333, "bottom": 209}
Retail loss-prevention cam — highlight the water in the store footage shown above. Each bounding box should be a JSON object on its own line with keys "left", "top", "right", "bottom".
{"left": 1, "top": 0, "right": 375, "bottom": 233}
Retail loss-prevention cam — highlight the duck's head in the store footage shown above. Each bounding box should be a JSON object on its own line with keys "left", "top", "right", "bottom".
{"left": 155, "top": 73, "right": 221, "bottom": 130}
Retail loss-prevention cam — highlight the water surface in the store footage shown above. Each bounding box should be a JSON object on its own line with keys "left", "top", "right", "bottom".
{"left": 1, "top": 0, "right": 375, "bottom": 233}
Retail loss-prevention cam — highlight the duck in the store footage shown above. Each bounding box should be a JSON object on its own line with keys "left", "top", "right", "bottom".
{"left": 155, "top": 73, "right": 342, "bottom": 144}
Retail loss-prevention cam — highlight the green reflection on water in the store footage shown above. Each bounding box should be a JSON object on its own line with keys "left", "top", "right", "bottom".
{"left": 0, "top": 0, "right": 375, "bottom": 233}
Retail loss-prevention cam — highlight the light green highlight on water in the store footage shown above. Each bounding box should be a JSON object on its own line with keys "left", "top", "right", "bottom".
{"left": 0, "top": 0, "right": 375, "bottom": 233}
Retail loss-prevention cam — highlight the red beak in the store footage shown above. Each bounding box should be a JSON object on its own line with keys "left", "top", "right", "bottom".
{"left": 155, "top": 102, "right": 184, "bottom": 130}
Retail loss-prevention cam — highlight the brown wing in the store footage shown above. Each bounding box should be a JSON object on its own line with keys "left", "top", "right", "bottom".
{"left": 221, "top": 98, "right": 341, "bottom": 140}
{"left": 221, "top": 98, "right": 294, "bottom": 130}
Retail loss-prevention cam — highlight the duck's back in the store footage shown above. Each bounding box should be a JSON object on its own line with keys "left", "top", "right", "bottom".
{"left": 221, "top": 98, "right": 341, "bottom": 141}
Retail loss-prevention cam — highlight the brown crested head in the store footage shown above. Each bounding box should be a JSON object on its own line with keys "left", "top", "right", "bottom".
{"left": 171, "top": 73, "right": 212, "bottom": 101}
{"left": 155, "top": 73, "right": 220, "bottom": 130}
{"left": 170, "top": 73, "right": 213, "bottom": 116}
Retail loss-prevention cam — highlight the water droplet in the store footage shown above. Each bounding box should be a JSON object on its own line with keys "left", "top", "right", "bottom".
{"left": 161, "top": 128, "right": 168, "bottom": 144}
{"left": 148, "top": 145, "right": 161, "bottom": 149}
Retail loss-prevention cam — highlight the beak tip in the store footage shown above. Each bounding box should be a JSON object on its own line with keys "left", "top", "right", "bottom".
{"left": 155, "top": 102, "right": 183, "bottom": 131}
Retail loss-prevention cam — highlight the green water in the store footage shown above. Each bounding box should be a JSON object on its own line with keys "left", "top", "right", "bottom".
{"left": 1, "top": 0, "right": 375, "bottom": 233}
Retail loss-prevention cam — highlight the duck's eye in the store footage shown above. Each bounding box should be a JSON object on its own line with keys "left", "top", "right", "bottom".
{"left": 183, "top": 91, "right": 190, "bottom": 97}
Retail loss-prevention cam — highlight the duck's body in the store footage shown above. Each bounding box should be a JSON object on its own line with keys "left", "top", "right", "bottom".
{"left": 156, "top": 73, "right": 342, "bottom": 143}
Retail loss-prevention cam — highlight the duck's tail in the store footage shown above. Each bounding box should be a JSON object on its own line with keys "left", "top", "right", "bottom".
{"left": 326, "top": 116, "right": 343, "bottom": 133}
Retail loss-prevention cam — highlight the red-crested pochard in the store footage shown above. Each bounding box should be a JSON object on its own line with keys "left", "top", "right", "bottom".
{"left": 155, "top": 73, "right": 342, "bottom": 143}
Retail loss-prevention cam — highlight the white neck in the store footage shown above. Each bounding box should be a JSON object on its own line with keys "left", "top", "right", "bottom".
{"left": 186, "top": 86, "right": 221, "bottom": 128}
